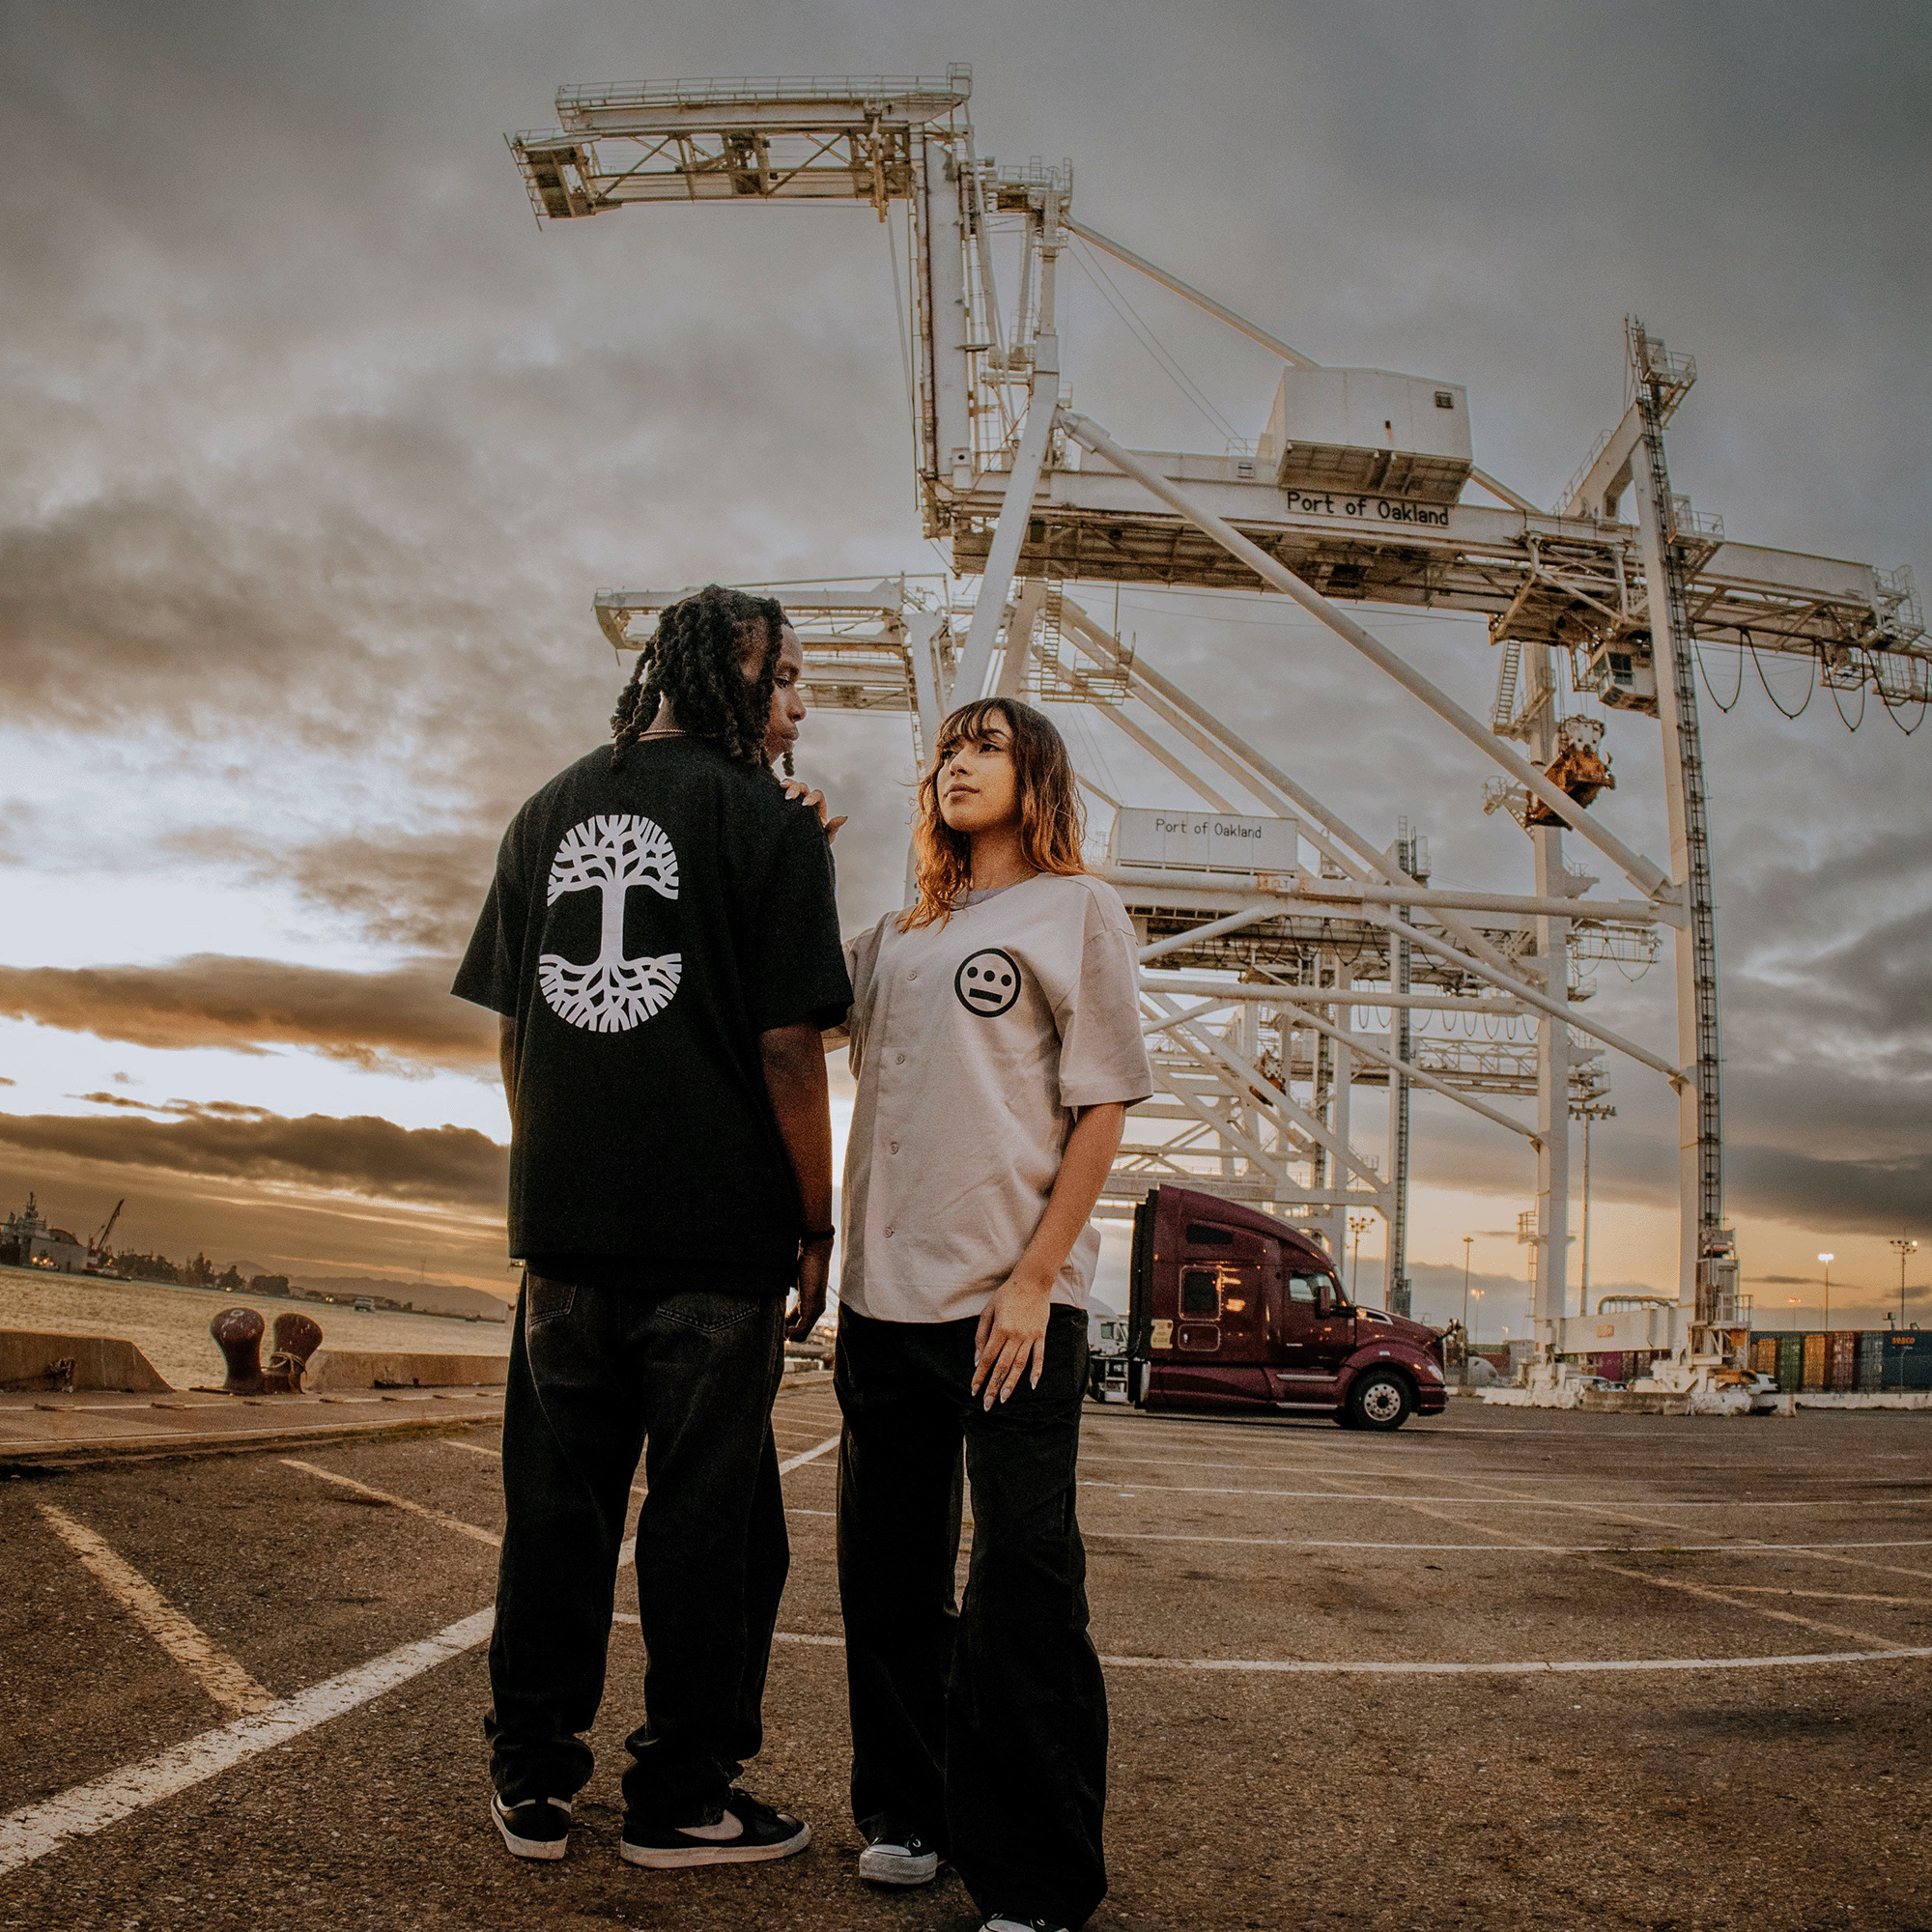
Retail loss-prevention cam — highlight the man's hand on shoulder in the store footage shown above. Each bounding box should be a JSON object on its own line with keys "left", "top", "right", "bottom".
{"left": 781, "top": 778, "right": 846, "bottom": 843}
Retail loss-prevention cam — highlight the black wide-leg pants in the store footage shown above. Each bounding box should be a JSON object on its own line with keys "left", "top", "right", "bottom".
{"left": 836, "top": 1302, "right": 1107, "bottom": 1929}
{"left": 486, "top": 1273, "right": 788, "bottom": 1823}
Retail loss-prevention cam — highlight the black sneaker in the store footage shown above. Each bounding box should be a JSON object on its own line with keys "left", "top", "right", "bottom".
{"left": 620, "top": 1788, "right": 811, "bottom": 1868}
{"left": 857, "top": 1815, "right": 940, "bottom": 1886}
{"left": 491, "top": 1793, "right": 572, "bottom": 1861}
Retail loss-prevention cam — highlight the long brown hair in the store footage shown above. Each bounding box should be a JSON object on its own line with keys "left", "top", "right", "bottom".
{"left": 900, "top": 697, "right": 1086, "bottom": 930}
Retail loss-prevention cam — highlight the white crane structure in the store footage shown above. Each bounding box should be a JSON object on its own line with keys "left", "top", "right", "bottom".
{"left": 513, "top": 69, "right": 1925, "bottom": 1378}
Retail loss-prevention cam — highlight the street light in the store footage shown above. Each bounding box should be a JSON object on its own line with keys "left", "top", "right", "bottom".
{"left": 1470, "top": 1287, "right": 1484, "bottom": 1349}
{"left": 1570, "top": 1099, "right": 1616, "bottom": 1319}
{"left": 1349, "top": 1215, "right": 1372, "bottom": 1299}
{"left": 1818, "top": 1253, "right": 1833, "bottom": 1331}
{"left": 1892, "top": 1236, "right": 1919, "bottom": 1330}
{"left": 1462, "top": 1235, "right": 1473, "bottom": 1340}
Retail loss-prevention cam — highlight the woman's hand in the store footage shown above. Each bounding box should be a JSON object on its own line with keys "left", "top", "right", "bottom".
{"left": 781, "top": 779, "right": 847, "bottom": 842}
{"left": 972, "top": 1266, "right": 1055, "bottom": 1408}
{"left": 968, "top": 1105, "right": 1122, "bottom": 1410}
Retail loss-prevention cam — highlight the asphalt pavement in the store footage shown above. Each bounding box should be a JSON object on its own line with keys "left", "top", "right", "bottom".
{"left": 3, "top": 1384, "right": 1929, "bottom": 1930}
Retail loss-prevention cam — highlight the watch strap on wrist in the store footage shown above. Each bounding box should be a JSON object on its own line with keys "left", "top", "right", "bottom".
{"left": 800, "top": 1225, "right": 837, "bottom": 1247}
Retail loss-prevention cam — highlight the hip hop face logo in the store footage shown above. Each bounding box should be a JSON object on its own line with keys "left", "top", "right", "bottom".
{"left": 538, "top": 814, "right": 682, "bottom": 1031}
{"left": 954, "top": 948, "right": 1021, "bottom": 1018}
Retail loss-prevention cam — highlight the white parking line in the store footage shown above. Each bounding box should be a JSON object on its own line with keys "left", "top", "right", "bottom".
{"left": 437, "top": 1433, "right": 842, "bottom": 1476}
{"left": 779, "top": 1434, "right": 841, "bottom": 1474}
{"left": 37, "top": 1505, "right": 274, "bottom": 1719}
{"left": 9, "top": 1598, "right": 1918, "bottom": 1882}
{"left": 1300, "top": 1472, "right": 1914, "bottom": 1649}
{"left": 1719, "top": 1586, "right": 1932, "bottom": 1606}
{"left": 1079, "top": 1531, "right": 1932, "bottom": 1554}
{"left": 1737, "top": 1545, "right": 1932, "bottom": 1586}
{"left": 280, "top": 1461, "right": 503, "bottom": 1549}
{"left": 611, "top": 1607, "right": 1932, "bottom": 1685}
{"left": 1078, "top": 1481, "right": 1916, "bottom": 1509}
{"left": 1087, "top": 1416, "right": 1805, "bottom": 1444}
{"left": 610, "top": 1614, "right": 840, "bottom": 1648}
{"left": 1094, "top": 1646, "right": 1932, "bottom": 1676}
{"left": 0, "top": 1607, "right": 494, "bottom": 1878}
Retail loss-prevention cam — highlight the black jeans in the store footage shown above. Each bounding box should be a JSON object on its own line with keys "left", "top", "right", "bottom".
{"left": 486, "top": 1273, "right": 788, "bottom": 1821}
{"left": 836, "top": 1302, "right": 1107, "bottom": 1928}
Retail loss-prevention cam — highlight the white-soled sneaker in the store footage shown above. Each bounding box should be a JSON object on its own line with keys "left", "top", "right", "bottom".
{"left": 620, "top": 1788, "right": 810, "bottom": 1868}
{"left": 857, "top": 1816, "right": 940, "bottom": 1885}
{"left": 981, "top": 1917, "right": 1069, "bottom": 1932}
{"left": 491, "top": 1793, "right": 572, "bottom": 1860}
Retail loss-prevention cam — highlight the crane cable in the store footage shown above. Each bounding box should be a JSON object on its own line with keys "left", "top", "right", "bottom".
{"left": 1065, "top": 240, "right": 1244, "bottom": 447}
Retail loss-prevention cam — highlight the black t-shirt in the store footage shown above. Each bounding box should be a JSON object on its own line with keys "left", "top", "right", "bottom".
{"left": 452, "top": 736, "right": 851, "bottom": 1291}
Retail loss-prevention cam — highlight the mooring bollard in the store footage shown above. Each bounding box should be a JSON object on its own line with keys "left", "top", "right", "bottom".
{"left": 262, "top": 1310, "right": 325, "bottom": 1393}
{"left": 210, "top": 1307, "right": 267, "bottom": 1394}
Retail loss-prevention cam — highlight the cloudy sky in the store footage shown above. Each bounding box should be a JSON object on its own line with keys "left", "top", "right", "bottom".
{"left": 2, "top": 0, "right": 1926, "bottom": 1328}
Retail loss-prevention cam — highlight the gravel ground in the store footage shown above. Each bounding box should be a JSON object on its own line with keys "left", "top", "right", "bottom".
{"left": 2, "top": 1386, "right": 1929, "bottom": 1929}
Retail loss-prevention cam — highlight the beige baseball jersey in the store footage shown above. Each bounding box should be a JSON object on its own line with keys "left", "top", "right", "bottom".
{"left": 834, "top": 871, "right": 1153, "bottom": 1324}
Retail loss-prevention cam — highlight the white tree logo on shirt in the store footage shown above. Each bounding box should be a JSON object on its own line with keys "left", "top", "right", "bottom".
{"left": 537, "top": 814, "right": 682, "bottom": 1032}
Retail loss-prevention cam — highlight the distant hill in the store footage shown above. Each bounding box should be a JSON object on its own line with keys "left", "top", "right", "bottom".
{"left": 291, "top": 1275, "right": 512, "bottom": 1322}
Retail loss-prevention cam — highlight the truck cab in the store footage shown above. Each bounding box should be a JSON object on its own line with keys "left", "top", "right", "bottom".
{"left": 1120, "top": 1185, "right": 1447, "bottom": 1430}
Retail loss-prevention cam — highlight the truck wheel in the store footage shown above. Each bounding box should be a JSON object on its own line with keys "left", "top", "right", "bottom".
{"left": 1345, "top": 1370, "right": 1413, "bottom": 1433}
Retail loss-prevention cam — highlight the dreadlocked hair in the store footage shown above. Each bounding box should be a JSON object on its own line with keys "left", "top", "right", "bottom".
{"left": 610, "top": 583, "right": 788, "bottom": 773}
{"left": 900, "top": 697, "right": 1086, "bottom": 931}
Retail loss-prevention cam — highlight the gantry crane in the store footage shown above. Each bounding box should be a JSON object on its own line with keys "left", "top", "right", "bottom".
{"left": 513, "top": 70, "right": 1924, "bottom": 1381}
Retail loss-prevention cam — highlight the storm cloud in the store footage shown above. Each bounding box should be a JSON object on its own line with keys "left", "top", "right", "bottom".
{"left": 0, "top": 1105, "right": 506, "bottom": 1210}
{"left": 0, "top": 956, "right": 496, "bottom": 1070}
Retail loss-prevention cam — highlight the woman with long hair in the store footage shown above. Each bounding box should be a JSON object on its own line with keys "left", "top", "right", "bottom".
{"left": 830, "top": 697, "right": 1152, "bottom": 1932}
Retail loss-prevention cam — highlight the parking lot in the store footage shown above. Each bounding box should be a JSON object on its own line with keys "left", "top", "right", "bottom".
{"left": 3, "top": 1383, "right": 1929, "bottom": 1931}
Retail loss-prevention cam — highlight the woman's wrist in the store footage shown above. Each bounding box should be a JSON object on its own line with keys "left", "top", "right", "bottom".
{"left": 1006, "top": 1263, "right": 1058, "bottom": 1300}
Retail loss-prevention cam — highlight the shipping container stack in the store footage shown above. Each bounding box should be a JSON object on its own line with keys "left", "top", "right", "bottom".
{"left": 1828, "top": 1331, "right": 1859, "bottom": 1391}
{"left": 1750, "top": 1329, "right": 1932, "bottom": 1393}
{"left": 1859, "top": 1330, "right": 1889, "bottom": 1390}
{"left": 1776, "top": 1333, "right": 1804, "bottom": 1392}
{"left": 1583, "top": 1350, "right": 1658, "bottom": 1384}
{"left": 1880, "top": 1330, "right": 1932, "bottom": 1391}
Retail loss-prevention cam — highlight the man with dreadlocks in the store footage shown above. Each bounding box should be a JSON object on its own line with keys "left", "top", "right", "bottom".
{"left": 454, "top": 582, "right": 851, "bottom": 1872}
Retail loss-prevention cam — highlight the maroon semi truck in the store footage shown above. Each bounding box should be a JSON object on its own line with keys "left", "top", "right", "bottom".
{"left": 1112, "top": 1184, "right": 1448, "bottom": 1431}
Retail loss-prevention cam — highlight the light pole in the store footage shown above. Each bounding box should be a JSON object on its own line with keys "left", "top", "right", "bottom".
{"left": 1818, "top": 1253, "right": 1833, "bottom": 1332}
{"left": 1892, "top": 1236, "right": 1919, "bottom": 1331}
{"left": 1470, "top": 1287, "right": 1484, "bottom": 1349}
{"left": 1570, "top": 1100, "right": 1615, "bottom": 1318}
{"left": 1349, "top": 1215, "right": 1371, "bottom": 1300}
{"left": 1462, "top": 1236, "right": 1473, "bottom": 1340}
